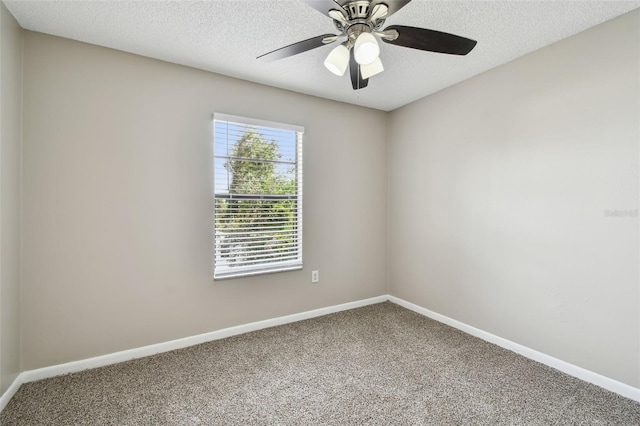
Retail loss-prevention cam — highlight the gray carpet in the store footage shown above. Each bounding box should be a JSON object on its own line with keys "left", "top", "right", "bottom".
{"left": 2, "top": 302, "right": 639, "bottom": 425}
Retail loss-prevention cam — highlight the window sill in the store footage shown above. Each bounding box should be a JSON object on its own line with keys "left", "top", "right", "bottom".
{"left": 214, "top": 264, "right": 303, "bottom": 281}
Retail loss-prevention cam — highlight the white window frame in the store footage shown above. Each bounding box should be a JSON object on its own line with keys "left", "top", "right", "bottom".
{"left": 213, "top": 113, "right": 303, "bottom": 280}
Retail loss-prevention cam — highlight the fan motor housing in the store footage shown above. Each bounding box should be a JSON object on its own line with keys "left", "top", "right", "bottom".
{"left": 333, "top": 1, "right": 385, "bottom": 34}
{"left": 343, "top": 0, "right": 371, "bottom": 19}
{"left": 347, "top": 23, "right": 369, "bottom": 41}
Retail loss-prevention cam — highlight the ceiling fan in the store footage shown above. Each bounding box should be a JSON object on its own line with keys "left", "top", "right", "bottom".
{"left": 257, "top": 0, "right": 477, "bottom": 90}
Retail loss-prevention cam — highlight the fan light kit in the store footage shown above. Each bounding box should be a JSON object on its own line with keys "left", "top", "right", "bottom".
{"left": 353, "top": 32, "right": 380, "bottom": 65}
{"left": 324, "top": 44, "right": 350, "bottom": 75}
{"left": 258, "top": 0, "right": 478, "bottom": 90}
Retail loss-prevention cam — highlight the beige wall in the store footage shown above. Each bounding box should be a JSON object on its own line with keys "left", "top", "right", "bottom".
{"left": 0, "top": 3, "right": 22, "bottom": 394}
{"left": 388, "top": 10, "right": 639, "bottom": 387}
{"left": 21, "top": 32, "right": 388, "bottom": 369}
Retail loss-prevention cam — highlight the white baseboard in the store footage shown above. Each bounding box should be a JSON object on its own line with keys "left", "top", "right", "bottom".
{"left": 20, "top": 295, "right": 388, "bottom": 384}
{"left": 0, "top": 373, "right": 24, "bottom": 413}
{"left": 388, "top": 295, "right": 640, "bottom": 403}
{"left": 2, "top": 293, "right": 638, "bottom": 413}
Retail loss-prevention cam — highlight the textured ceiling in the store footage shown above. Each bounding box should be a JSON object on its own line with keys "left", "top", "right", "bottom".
{"left": 5, "top": 0, "right": 640, "bottom": 111}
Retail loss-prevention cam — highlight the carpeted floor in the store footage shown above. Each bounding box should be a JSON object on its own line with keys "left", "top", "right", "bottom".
{"left": 2, "top": 302, "right": 639, "bottom": 425}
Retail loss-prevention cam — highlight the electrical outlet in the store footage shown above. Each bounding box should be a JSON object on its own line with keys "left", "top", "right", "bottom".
{"left": 311, "top": 270, "right": 319, "bottom": 283}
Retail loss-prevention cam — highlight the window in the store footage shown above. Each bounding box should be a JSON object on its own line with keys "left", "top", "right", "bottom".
{"left": 213, "top": 113, "right": 303, "bottom": 279}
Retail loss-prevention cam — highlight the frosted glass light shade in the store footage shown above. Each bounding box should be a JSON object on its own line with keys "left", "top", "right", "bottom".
{"left": 360, "top": 57, "right": 384, "bottom": 79}
{"left": 354, "top": 32, "right": 379, "bottom": 65}
{"left": 324, "top": 44, "right": 349, "bottom": 76}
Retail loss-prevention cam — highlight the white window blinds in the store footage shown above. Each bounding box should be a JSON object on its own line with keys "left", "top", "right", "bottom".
{"left": 213, "top": 114, "right": 303, "bottom": 279}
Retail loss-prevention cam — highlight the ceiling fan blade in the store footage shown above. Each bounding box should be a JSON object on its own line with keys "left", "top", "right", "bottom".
{"left": 257, "top": 34, "right": 338, "bottom": 62}
{"left": 303, "top": 0, "right": 347, "bottom": 17}
{"left": 381, "top": 25, "right": 477, "bottom": 55}
{"left": 369, "top": 0, "right": 412, "bottom": 18}
{"left": 349, "top": 48, "right": 369, "bottom": 90}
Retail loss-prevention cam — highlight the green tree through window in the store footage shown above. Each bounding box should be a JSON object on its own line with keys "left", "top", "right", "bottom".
{"left": 214, "top": 115, "right": 303, "bottom": 279}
